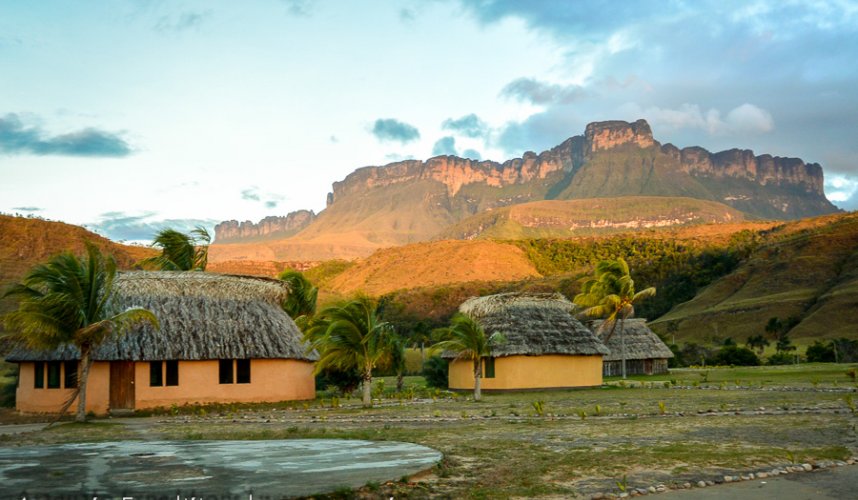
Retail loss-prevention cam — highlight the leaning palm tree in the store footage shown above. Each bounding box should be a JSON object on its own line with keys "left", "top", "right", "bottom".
{"left": 304, "top": 296, "right": 392, "bottom": 407}
{"left": 3, "top": 243, "right": 159, "bottom": 421}
{"left": 278, "top": 270, "right": 318, "bottom": 331}
{"left": 431, "top": 313, "right": 504, "bottom": 402}
{"left": 138, "top": 226, "right": 210, "bottom": 271}
{"left": 574, "top": 258, "right": 655, "bottom": 380}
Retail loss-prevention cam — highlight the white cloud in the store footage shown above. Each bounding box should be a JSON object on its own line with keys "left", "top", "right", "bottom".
{"left": 618, "top": 102, "right": 774, "bottom": 135}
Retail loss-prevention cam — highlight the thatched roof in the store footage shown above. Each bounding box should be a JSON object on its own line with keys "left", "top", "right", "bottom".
{"left": 442, "top": 293, "right": 609, "bottom": 358}
{"left": 589, "top": 319, "right": 674, "bottom": 361}
{"left": 6, "top": 271, "right": 318, "bottom": 362}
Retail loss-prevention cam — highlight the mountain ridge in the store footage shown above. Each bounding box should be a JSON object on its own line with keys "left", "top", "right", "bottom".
{"left": 211, "top": 119, "right": 838, "bottom": 261}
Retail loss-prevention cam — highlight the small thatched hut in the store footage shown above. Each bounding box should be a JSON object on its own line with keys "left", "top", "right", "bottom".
{"left": 443, "top": 293, "right": 609, "bottom": 391}
{"left": 7, "top": 271, "right": 318, "bottom": 414}
{"left": 590, "top": 319, "right": 674, "bottom": 376}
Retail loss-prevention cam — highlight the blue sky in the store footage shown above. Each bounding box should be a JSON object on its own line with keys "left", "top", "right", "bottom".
{"left": 1, "top": 0, "right": 857, "bottom": 242}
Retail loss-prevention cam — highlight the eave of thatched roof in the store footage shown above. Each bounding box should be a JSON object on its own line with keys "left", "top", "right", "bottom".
{"left": 442, "top": 292, "right": 609, "bottom": 358}
{"left": 589, "top": 319, "right": 674, "bottom": 361}
{"left": 6, "top": 271, "right": 318, "bottom": 362}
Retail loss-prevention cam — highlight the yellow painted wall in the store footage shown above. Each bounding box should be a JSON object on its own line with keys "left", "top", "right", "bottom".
{"left": 15, "top": 359, "right": 315, "bottom": 414}
{"left": 448, "top": 355, "right": 603, "bottom": 390}
{"left": 133, "top": 359, "right": 315, "bottom": 409}
{"left": 16, "top": 361, "right": 111, "bottom": 414}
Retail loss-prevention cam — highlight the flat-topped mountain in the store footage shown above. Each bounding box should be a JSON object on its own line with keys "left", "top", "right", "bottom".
{"left": 210, "top": 119, "right": 838, "bottom": 262}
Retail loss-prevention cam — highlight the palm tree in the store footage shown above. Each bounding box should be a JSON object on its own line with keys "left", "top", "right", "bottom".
{"left": 278, "top": 270, "right": 318, "bottom": 331}
{"left": 138, "top": 226, "right": 210, "bottom": 271}
{"left": 431, "top": 313, "right": 505, "bottom": 402}
{"left": 574, "top": 258, "right": 655, "bottom": 379}
{"left": 304, "top": 296, "right": 392, "bottom": 407}
{"left": 387, "top": 332, "right": 407, "bottom": 393}
{"left": 3, "top": 243, "right": 158, "bottom": 421}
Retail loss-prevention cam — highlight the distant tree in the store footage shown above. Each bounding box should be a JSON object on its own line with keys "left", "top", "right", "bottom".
{"left": 387, "top": 332, "right": 407, "bottom": 392}
{"left": 805, "top": 341, "right": 836, "bottom": 363}
{"left": 138, "top": 227, "right": 210, "bottom": 271}
{"left": 422, "top": 355, "right": 449, "bottom": 389}
{"left": 574, "top": 258, "right": 656, "bottom": 379}
{"left": 3, "top": 244, "right": 158, "bottom": 422}
{"left": 304, "top": 297, "right": 392, "bottom": 407}
{"left": 746, "top": 335, "right": 770, "bottom": 355}
{"left": 713, "top": 345, "right": 760, "bottom": 366}
{"left": 431, "top": 313, "right": 504, "bottom": 402}
{"left": 278, "top": 270, "right": 318, "bottom": 330}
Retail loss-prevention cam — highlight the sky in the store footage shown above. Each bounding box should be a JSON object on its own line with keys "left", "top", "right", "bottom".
{"left": 1, "top": 0, "right": 857, "bottom": 243}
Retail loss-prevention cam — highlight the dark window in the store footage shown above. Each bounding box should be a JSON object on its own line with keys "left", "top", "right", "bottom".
{"left": 484, "top": 357, "right": 495, "bottom": 379}
{"left": 165, "top": 360, "right": 179, "bottom": 386}
{"left": 150, "top": 361, "right": 163, "bottom": 387}
{"left": 34, "top": 361, "right": 44, "bottom": 389}
{"left": 236, "top": 359, "right": 251, "bottom": 384}
{"left": 47, "top": 361, "right": 62, "bottom": 389}
{"left": 64, "top": 361, "right": 78, "bottom": 389}
{"left": 219, "top": 359, "right": 234, "bottom": 384}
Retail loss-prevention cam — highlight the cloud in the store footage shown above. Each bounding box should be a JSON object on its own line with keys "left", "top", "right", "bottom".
{"left": 617, "top": 103, "right": 774, "bottom": 135}
{"left": 241, "top": 186, "right": 284, "bottom": 210}
{"left": 87, "top": 212, "right": 217, "bottom": 243}
{"left": 442, "top": 113, "right": 488, "bottom": 138}
{"left": 282, "top": 0, "right": 314, "bottom": 17}
{"left": 431, "top": 136, "right": 458, "bottom": 156}
{"left": 371, "top": 118, "right": 420, "bottom": 143}
{"left": 241, "top": 188, "right": 261, "bottom": 202}
{"left": 400, "top": 8, "right": 416, "bottom": 22}
{"left": 384, "top": 153, "right": 416, "bottom": 162}
{"left": 154, "top": 10, "right": 212, "bottom": 33}
{"left": 495, "top": 105, "right": 583, "bottom": 155}
{"left": 500, "top": 78, "right": 586, "bottom": 105}
{"left": 0, "top": 113, "right": 132, "bottom": 157}
{"left": 329, "top": 135, "right": 339, "bottom": 143}
{"left": 462, "top": 149, "right": 482, "bottom": 161}
{"left": 12, "top": 206, "right": 42, "bottom": 212}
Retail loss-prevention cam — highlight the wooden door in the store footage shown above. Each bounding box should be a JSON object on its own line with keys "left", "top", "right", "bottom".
{"left": 109, "top": 361, "right": 135, "bottom": 410}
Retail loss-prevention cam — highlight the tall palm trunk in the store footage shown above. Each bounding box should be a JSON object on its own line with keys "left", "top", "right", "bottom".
{"left": 396, "top": 371, "right": 404, "bottom": 393}
{"left": 362, "top": 358, "right": 373, "bottom": 408}
{"left": 76, "top": 348, "right": 92, "bottom": 422}
{"left": 619, "top": 317, "right": 627, "bottom": 380}
{"left": 473, "top": 358, "right": 482, "bottom": 402}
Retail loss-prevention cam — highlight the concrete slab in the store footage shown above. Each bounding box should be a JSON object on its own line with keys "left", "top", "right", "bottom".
{"left": 0, "top": 439, "right": 442, "bottom": 498}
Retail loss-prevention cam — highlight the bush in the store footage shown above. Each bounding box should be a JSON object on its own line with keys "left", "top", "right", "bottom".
{"left": 0, "top": 365, "right": 17, "bottom": 408}
{"left": 806, "top": 341, "right": 836, "bottom": 363}
{"left": 712, "top": 346, "right": 760, "bottom": 366}
{"left": 422, "top": 356, "right": 449, "bottom": 389}
{"left": 767, "top": 352, "right": 799, "bottom": 365}
{"left": 315, "top": 368, "right": 362, "bottom": 396}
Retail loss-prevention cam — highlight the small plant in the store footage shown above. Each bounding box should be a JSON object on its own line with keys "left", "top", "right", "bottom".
{"left": 330, "top": 396, "right": 340, "bottom": 408}
{"left": 658, "top": 401, "right": 666, "bottom": 415}
{"left": 692, "top": 380, "right": 700, "bottom": 388}
{"left": 461, "top": 410, "right": 470, "bottom": 419}
{"left": 663, "top": 381, "right": 671, "bottom": 389}
{"left": 785, "top": 449, "right": 797, "bottom": 464}
{"left": 594, "top": 404, "right": 602, "bottom": 416}
{"left": 577, "top": 409, "right": 587, "bottom": 421}
{"left": 618, "top": 380, "right": 627, "bottom": 388}
{"left": 811, "top": 378, "right": 820, "bottom": 388}
{"left": 846, "top": 368, "right": 856, "bottom": 382}
{"left": 670, "top": 379, "right": 678, "bottom": 386}
{"left": 302, "top": 402, "right": 310, "bottom": 411}
{"left": 700, "top": 371, "right": 710, "bottom": 383}
{"left": 532, "top": 400, "right": 546, "bottom": 417}
{"left": 845, "top": 395, "right": 856, "bottom": 414}
{"left": 372, "top": 380, "right": 386, "bottom": 399}
{"left": 616, "top": 474, "right": 628, "bottom": 493}
{"left": 433, "top": 410, "right": 442, "bottom": 418}
{"left": 719, "top": 381, "right": 727, "bottom": 390}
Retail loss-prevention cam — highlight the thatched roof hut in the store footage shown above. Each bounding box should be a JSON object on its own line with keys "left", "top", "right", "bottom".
{"left": 7, "top": 271, "right": 317, "bottom": 362}
{"left": 590, "top": 319, "right": 673, "bottom": 361}
{"left": 444, "top": 293, "right": 609, "bottom": 358}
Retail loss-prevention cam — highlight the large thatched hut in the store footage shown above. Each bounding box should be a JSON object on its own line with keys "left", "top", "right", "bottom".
{"left": 7, "top": 272, "right": 318, "bottom": 414}
{"left": 443, "top": 293, "right": 609, "bottom": 391}
{"left": 590, "top": 319, "right": 674, "bottom": 376}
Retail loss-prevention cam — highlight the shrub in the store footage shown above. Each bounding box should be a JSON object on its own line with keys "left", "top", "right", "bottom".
{"left": 713, "top": 346, "right": 760, "bottom": 366}
{"left": 316, "top": 368, "right": 362, "bottom": 395}
{"left": 767, "top": 352, "right": 798, "bottom": 365}
{"left": 422, "top": 356, "right": 449, "bottom": 389}
{"left": 806, "top": 341, "right": 836, "bottom": 363}
{"left": 0, "top": 366, "right": 17, "bottom": 408}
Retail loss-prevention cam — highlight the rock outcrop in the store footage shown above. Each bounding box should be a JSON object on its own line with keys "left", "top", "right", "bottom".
{"left": 214, "top": 210, "right": 316, "bottom": 243}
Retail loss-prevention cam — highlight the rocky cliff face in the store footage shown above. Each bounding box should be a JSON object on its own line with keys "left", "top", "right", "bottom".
{"left": 214, "top": 210, "right": 316, "bottom": 243}
{"left": 584, "top": 119, "right": 655, "bottom": 152}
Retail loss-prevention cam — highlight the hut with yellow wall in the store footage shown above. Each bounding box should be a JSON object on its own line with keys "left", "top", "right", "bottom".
{"left": 444, "top": 293, "right": 609, "bottom": 391}
{"left": 7, "top": 271, "right": 318, "bottom": 415}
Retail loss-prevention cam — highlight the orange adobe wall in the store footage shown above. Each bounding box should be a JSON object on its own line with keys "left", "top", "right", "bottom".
{"left": 14, "top": 359, "right": 315, "bottom": 414}
{"left": 133, "top": 359, "right": 315, "bottom": 409}
{"left": 448, "top": 354, "right": 603, "bottom": 391}
{"left": 16, "top": 361, "right": 111, "bottom": 414}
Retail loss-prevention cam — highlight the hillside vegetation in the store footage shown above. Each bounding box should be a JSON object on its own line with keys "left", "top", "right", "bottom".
{"left": 0, "top": 215, "right": 156, "bottom": 335}
{"left": 435, "top": 196, "right": 746, "bottom": 240}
